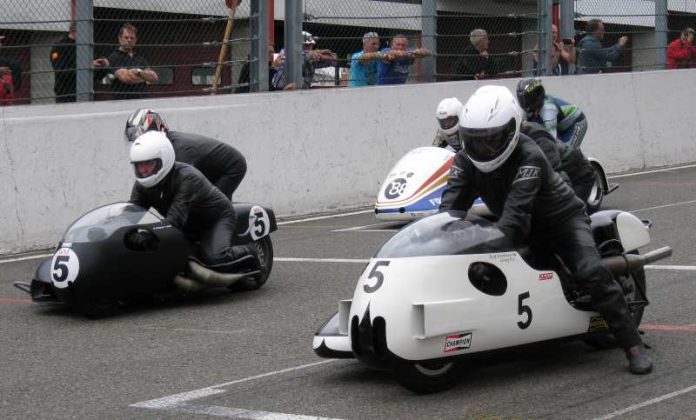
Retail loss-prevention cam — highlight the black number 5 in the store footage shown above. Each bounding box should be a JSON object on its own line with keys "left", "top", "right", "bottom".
{"left": 254, "top": 212, "right": 266, "bottom": 236}
{"left": 517, "top": 291, "right": 532, "bottom": 329}
{"left": 52, "top": 255, "right": 70, "bottom": 282}
{"left": 364, "top": 261, "right": 390, "bottom": 293}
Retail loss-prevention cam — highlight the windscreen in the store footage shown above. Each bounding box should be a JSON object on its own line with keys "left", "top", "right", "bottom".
{"left": 62, "top": 203, "right": 162, "bottom": 243}
{"left": 374, "top": 211, "right": 514, "bottom": 258}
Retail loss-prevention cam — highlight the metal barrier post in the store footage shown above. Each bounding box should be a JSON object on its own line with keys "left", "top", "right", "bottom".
{"left": 75, "top": 0, "right": 94, "bottom": 102}
{"left": 655, "top": 0, "right": 668, "bottom": 70}
{"left": 421, "top": 0, "right": 436, "bottom": 83}
{"left": 284, "top": 0, "right": 303, "bottom": 89}
{"left": 251, "top": 0, "right": 269, "bottom": 92}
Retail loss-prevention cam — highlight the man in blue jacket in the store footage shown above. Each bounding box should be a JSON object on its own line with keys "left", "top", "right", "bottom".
{"left": 577, "top": 19, "right": 629, "bottom": 74}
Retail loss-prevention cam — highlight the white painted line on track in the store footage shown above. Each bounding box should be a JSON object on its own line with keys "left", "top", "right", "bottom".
{"left": 174, "top": 404, "right": 342, "bottom": 419}
{"left": 277, "top": 209, "right": 372, "bottom": 226}
{"left": 332, "top": 222, "right": 395, "bottom": 232}
{"left": 629, "top": 199, "right": 696, "bottom": 213}
{"left": 608, "top": 163, "right": 696, "bottom": 179}
{"left": 645, "top": 264, "right": 696, "bottom": 271}
{"left": 595, "top": 384, "right": 696, "bottom": 419}
{"left": 137, "top": 326, "right": 249, "bottom": 335}
{"left": 275, "top": 257, "right": 369, "bottom": 264}
{"left": 131, "top": 359, "right": 337, "bottom": 410}
{"left": 0, "top": 253, "right": 52, "bottom": 264}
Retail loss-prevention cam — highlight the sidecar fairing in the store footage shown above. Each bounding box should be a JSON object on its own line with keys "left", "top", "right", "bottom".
{"left": 314, "top": 211, "right": 600, "bottom": 365}
{"left": 24, "top": 203, "right": 189, "bottom": 307}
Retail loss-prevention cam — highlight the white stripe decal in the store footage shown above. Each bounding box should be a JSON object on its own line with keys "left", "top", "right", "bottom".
{"left": 594, "top": 384, "right": 696, "bottom": 419}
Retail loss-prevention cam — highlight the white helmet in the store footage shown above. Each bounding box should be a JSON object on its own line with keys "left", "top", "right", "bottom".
{"left": 435, "top": 97, "right": 463, "bottom": 136}
{"left": 458, "top": 85, "right": 522, "bottom": 173}
{"left": 129, "top": 131, "right": 175, "bottom": 188}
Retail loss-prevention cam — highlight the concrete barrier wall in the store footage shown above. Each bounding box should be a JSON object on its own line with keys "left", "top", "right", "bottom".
{"left": 1, "top": 69, "right": 694, "bottom": 254}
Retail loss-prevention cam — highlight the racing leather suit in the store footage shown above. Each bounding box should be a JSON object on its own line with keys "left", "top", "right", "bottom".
{"left": 440, "top": 134, "right": 642, "bottom": 350}
{"left": 130, "top": 162, "right": 253, "bottom": 271}
{"left": 528, "top": 95, "right": 587, "bottom": 148}
{"left": 168, "top": 131, "right": 247, "bottom": 200}
{"left": 522, "top": 122, "right": 596, "bottom": 203}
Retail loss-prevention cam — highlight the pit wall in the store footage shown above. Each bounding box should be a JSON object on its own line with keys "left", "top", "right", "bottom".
{"left": 0, "top": 69, "right": 693, "bottom": 253}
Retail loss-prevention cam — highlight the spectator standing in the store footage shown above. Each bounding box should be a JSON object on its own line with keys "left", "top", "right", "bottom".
{"left": 50, "top": 23, "right": 109, "bottom": 103}
{"left": 107, "top": 23, "right": 158, "bottom": 100}
{"left": 667, "top": 27, "right": 695, "bottom": 69}
{"left": 376, "top": 34, "right": 431, "bottom": 85}
{"left": 271, "top": 32, "right": 336, "bottom": 90}
{"left": 348, "top": 32, "right": 381, "bottom": 87}
{"left": 0, "top": 34, "right": 21, "bottom": 105}
{"left": 534, "top": 24, "right": 576, "bottom": 75}
{"left": 576, "top": 19, "right": 628, "bottom": 74}
{"left": 234, "top": 44, "right": 294, "bottom": 93}
{"left": 452, "top": 29, "right": 494, "bottom": 80}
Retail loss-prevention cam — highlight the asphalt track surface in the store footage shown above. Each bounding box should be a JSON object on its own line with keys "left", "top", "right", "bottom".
{"left": 2, "top": 165, "right": 696, "bottom": 419}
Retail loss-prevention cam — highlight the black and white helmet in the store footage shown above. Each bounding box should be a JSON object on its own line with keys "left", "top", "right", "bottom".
{"left": 124, "top": 108, "right": 169, "bottom": 143}
{"left": 459, "top": 85, "right": 522, "bottom": 173}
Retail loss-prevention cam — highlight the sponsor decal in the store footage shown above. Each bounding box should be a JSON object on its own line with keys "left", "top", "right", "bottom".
{"left": 152, "top": 224, "right": 172, "bottom": 231}
{"left": 588, "top": 316, "right": 609, "bottom": 332}
{"left": 428, "top": 197, "right": 442, "bottom": 206}
{"left": 443, "top": 332, "right": 473, "bottom": 353}
{"left": 538, "top": 272, "right": 554, "bottom": 281}
{"left": 512, "top": 165, "right": 541, "bottom": 184}
{"left": 488, "top": 251, "right": 516, "bottom": 264}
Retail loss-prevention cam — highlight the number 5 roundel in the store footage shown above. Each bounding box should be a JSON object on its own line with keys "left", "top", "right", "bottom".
{"left": 51, "top": 248, "right": 80, "bottom": 289}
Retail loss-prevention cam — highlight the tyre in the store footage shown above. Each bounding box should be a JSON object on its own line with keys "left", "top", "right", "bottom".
{"left": 584, "top": 265, "right": 647, "bottom": 349}
{"left": 394, "top": 360, "right": 462, "bottom": 394}
{"left": 585, "top": 169, "right": 604, "bottom": 214}
{"left": 228, "top": 236, "right": 274, "bottom": 292}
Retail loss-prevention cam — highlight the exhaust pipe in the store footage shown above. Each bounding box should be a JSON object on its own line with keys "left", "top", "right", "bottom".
{"left": 186, "top": 260, "right": 259, "bottom": 288}
{"left": 602, "top": 246, "right": 672, "bottom": 277}
{"left": 173, "top": 275, "right": 209, "bottom": 293}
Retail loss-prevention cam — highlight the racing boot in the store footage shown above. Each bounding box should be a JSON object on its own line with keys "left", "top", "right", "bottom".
{"left": 625, "top": 344, "right": 653, "bottom": 375}
{"left": 221, "top": 244, "right": 260, "bottom": 272}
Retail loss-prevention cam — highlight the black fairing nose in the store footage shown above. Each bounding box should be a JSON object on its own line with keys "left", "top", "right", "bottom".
{"left": 350, "top": 305, "right": 390, "bottom": 370}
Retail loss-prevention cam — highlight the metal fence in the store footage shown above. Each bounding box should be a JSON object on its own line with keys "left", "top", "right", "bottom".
{"left": 0, "top": 0, "right": 693, "bottom": 106}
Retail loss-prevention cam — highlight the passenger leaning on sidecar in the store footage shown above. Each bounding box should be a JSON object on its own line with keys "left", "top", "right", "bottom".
{"left": 127, "top": 131, "right": 258, "bottom": 272}
{"left": 439, "top": 85, "right": 652, "bottom": 374}
{"left": 521, "top": 120, "right": 596, "bottom": 204}
{"left": 516, "top": 78, "right": 587, "bottom": 148}
{"left": 432, "top": 97, "right": 464, "bottom": 152}
{"left": 124, "top": 109, "right": 247, "bottom": 200}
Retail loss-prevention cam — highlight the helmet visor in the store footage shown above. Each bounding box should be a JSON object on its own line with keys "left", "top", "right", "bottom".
{"left": 133, "top": 159, "right": 162, "bottom": 179}
{"left": 125, "top": 124, "right": 144, "bottom": 143}
{"left": 438, "top": 115, "right": 459, "bottom": 131}
{"left": 460, "top": 119, "right": 516, "bottom": 162}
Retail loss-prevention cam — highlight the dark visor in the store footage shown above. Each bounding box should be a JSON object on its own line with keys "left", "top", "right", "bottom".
{"left": 459, "top": 118, "right": 516, "bottom": 162}
{"left": 438, "top": 116, "right": 459, "bottom": 131}
{"left": 133, "top": 159, "right": 163, "bottom": 179}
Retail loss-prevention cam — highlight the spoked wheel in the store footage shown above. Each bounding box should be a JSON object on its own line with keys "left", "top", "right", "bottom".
{"left": 585, "top": 169, "right": 605, "bottom": 213}
{"left": 228, "top": 236, "right": 274, "bottom": 292}
{"left": 584, "top": 262, "right": 647, "bottom": 350}
{"left": 394, "top": 360, "right": 462, "bottom": 394}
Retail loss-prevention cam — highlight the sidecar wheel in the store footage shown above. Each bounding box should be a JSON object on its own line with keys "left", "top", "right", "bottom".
{"left": 584, "top": 266, "right": 647, "bottom": 350}
{"left": 585, "top": 170, "right": 604, "bottom": 214}
{"left": 228, "top": 236, "right": 274, "bottom": 292}
{"left": 394, "top": 360, "right": 462, "bottom": 394}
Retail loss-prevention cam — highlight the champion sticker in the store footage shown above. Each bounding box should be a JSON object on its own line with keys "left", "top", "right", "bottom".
{"left": 51, "top": 247, "right": 80, "bottom": 289}
{"left": 443, "top": 332, "right": 472, "bottom": 353}
{"left": 249, "top": 206, "right": 270, "bottom": 240}
{"left": 538, "top": 272, "right": 554, "bottom": 281}
{"left": 512, "top": 165, "right": 541, "bottom": 184}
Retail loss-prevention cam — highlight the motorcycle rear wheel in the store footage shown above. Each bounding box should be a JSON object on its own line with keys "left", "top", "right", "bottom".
{"left": 228, "top": 236, "right": 274, "bottom": 292}
{"left": 585, "top": 170, "right": 604, "bottom": 213}
{"left": 394, "top": 360, "right": 462, "bottom": 394}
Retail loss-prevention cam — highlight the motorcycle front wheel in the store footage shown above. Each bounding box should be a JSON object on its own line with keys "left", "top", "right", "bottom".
{"left": 228, "top": 236, "right": 274, "bottom": 292}
{"left": 585, "top": 170, "right": 605, "bottom": 213}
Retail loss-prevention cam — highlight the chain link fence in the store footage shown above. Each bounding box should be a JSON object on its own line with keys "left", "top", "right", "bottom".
{"left": 2, "top": 1, "right": 696, "bottom": 105}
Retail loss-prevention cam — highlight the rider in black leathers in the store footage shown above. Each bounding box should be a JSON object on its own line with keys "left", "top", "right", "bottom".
{"left": 128, "top": 131, "right": 257, "bottom": 271}
{"left": 440, "top": 85, "right": 652, "bottom": 374}
{"left": 522, "top": 121, "right": 596, "bottom": 204}
{"left": 125, "top": 109, "right": 247, "bottom": 200}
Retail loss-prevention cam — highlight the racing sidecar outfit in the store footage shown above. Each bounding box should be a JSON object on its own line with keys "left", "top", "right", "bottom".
{"left": 168, "top": 131, "right": 247, "bottom": 200}
{"left": 440, "top": 134, "right": 643, "bottom": 351}
{"left": 130, "top": 162, "right": 255, "bottom": 270}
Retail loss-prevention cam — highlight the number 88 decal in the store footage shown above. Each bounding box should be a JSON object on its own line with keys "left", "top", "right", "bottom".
{"left": 51, "top": 248, "right": 80, "bottom": 289}
{"left": 384, "top": 178, "right": 408, "bottom": 200}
